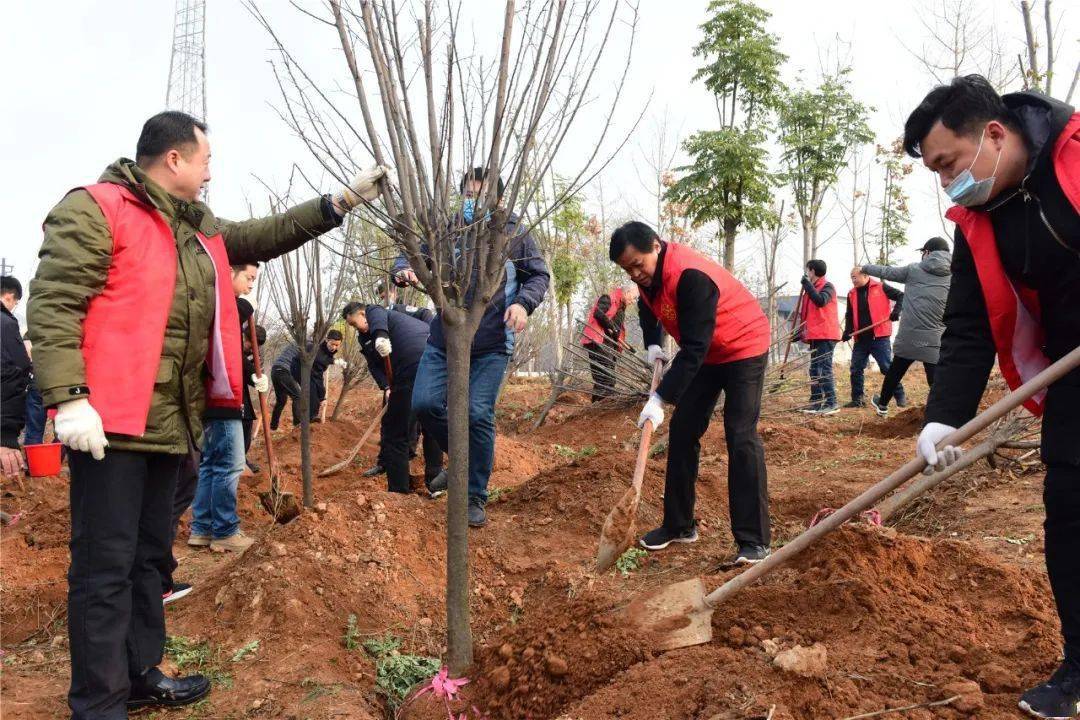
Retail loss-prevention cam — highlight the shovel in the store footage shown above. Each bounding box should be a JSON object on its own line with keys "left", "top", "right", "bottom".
{"left": 629, "top": 343, "right": 1080, "bottom": 651}
{"left": 595, "top": 359, "right": 665, "bottom": 573}
{"left": 248, "top": 321, "right": 301, "bottom": 523}
{"left": 767, "top": 287, "right": 805, "bottom": 393}
{"left": 318, "top": 357, "right": 393, "bottom": 478}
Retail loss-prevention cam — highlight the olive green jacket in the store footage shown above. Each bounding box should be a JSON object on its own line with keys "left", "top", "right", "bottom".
{"left": 28, "top": 158, "right": 342, "bottom": 454}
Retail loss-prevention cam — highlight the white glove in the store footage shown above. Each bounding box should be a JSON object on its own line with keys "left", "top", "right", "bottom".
{"left": 54, "top": 398, "right": 108, "bottom": 461}
{"left": 916, "top": 422, "right": 961, "bottom": 475}
{"left": 646, "top": 345, "right": 669, "bottom": 366}
{"left": 375, "top": 337, "right": 392, "bottom": 357}
{"left": 637, "top": 392, "right": 665, "bottom": 430}
{"left": 334, "top": 358, "right": 348, "bottom": 369}
{"left": 338, "top": 165, "right": 390, "bottom": 209}
{"left": 251, "top": 374, "right": 269, "bottom": 393}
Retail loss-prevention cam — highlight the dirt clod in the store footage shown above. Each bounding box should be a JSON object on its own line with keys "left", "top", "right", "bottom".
{"left": 772, "top": 643, "right": 827, "bottom": 678}
{"left": 942, "top": 680, "right": 985, "bottom": 714}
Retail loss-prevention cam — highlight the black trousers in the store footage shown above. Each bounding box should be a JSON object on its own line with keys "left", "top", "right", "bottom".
{"left": 270, "top": 366, "right": 302, "bottom": 430}
{"left": 159, "top": 449, "right": 198, "bottom": 594}
{"left": 878, "top": 354, "right": 936, "bottom": 406}
{"left": 382, "top": 380, "right": 443, "bottom": 492}
{"left": 68, "top": 449, "right": 182, "bottom": 720}
{"left": 665, "top": 352, "right": 769, "bottom": 546}
{"left": 586, "top": 342, "right": 617, "bottom": 402}
{"left": 242, "top": 417, "right": 254, "bottom": 454}
{"left": 1044, "top": 464, "right": 1080, "bottom": 665}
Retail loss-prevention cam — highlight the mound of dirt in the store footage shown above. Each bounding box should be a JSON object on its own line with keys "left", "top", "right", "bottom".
{"left": 862, "top": 406, "right": 926, "bottom": 439}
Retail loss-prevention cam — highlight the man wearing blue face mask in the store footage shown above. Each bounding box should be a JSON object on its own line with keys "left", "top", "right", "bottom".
{"left": 393, "top": 168, "right": 550, "bottom": 527}
{"left": 904, "top": 75, "right": 1079, "bottom": 719}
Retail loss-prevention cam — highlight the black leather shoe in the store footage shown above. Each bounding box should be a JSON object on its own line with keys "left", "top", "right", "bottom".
{"left": 361, "top": 464, "right": 385, "bottom": 478}
{"left": 468, "top": 496, "right": 487, "bottom": 527}
{"left": 127, "top": 668, "right": 211, "bottom": 709}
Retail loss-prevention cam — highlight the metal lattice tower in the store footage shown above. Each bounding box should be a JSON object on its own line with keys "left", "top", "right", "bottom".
{"left": 165, "top": 0, "right": 207, "bottom": 122}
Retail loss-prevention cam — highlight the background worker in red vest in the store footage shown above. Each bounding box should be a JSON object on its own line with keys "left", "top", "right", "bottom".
{"left": 797, "top": 259, "right": 842, "bottom": 415}
{"left": 610, "top": 221, "right": 772, "bottom": 565}
{"left": 580, "top": 284, "right": 639, "bottom": 401}
{"left": 903, "top": 75, "right": 1080, "bottom": 719}
{"left": 27, "top": 111, "right": 385, "bottom": 719}
{"left": 842, "top": 268, "right": 904, "bottom": 409}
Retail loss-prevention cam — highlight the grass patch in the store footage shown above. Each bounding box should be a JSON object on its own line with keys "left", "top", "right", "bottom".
{"left": 648, "top": 439, "right": 668, "bottom": 458}
{"left": 230, "top": 639, "right": 259, "bottom": 662}
{"left": 363, "top": 633, "right": 440, "bottom": 709}
{"left": 614, "top": 547, "right": 648, "bottom": 577}
{"left": 164, "top": 636, "right": 232, "bottom": 689}
{"left": 554, "top": 444, "right": 598, "bottom": 460}
{"left": 487, "top": 486, "right": 514, "bottom": 503}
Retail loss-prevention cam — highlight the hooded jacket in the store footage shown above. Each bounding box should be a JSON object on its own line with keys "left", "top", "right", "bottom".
{"left": 1, "top": 304, "right": 31, "bottom": 448}
{"left": 924, "top": 91, "right": 1080, "bottom": 465}
{"left": 28, "top": 159, "right": 343, "bottom": 454}
{"left": 862, "top": 249, "right": 951, "bottom": 363}
{"left": 357, "top": 306, "right": 431, "bottom": 388}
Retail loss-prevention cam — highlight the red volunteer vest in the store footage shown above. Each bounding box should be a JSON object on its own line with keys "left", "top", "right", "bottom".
{"left": 581, "top": 288, "right": 625, "bottom": 346}
{"left": 847, "top": 279, "right": 893, "bottom": 338}
{"left": 944, "top": 112, "right": 1080, "bottom": 417}
{"left": 799, "top": 277, "right": 842, "bottom": 341}
{"left": 80, "top": 182, "right": 243, "bottom": 436}
{"left": 638, "top": 242, "right": 770, "bottom": 364}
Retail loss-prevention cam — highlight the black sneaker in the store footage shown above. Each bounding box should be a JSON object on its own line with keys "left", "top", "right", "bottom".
{"left": 162, "top": 582, "right": 193, "bottom": 605}
{"left": 361, "top": 464, "right": 385, "bottom": 478}
{"left": 721, "top": 544, "right": 771, "bottom": 568}
{"left": 468, "top": 497, "right": 487, "bottom": 528}
{"left": 799, "top": 403, "right": 823, "bottom": 414}
{"left": 896, "top": 395, "right": 909, "bottom": 408}
{"left": 639, "top": 524, "right": 699, "bottom": 551}
{"left": 127, "top": 668, "right": 210, "bottom": 709}
{"left": 843, "top": 399, "right": 865, "bottom": 408}
{"left": 815, "top": 404, "right": 840, "bottom": 416}
{"left": 427, "top": 469, "right": 448, "bottom": 499}
{"left": 1019, "top": 661, "right": 1080, "bottom": 719}
{"left": 870, "top": 394, "right": 889, "bottom": 417}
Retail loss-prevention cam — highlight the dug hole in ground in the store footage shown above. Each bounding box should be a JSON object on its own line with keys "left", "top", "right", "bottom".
{"left": 0, "top": 372, "right": 1058, "bottom": 719}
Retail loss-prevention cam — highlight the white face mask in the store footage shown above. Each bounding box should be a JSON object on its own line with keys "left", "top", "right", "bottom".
{"left": 944, "top": 128, "right": 1003, "bottom": 207}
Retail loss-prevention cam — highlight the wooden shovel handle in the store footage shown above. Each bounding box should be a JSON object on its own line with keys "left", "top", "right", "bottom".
{"left": 248, "top": 320, "right": 277, "bottom": 470}
{"left": 704, "top": 343, "right": 1080, "bottom": 609}
{"left": 630, "top": 360, "right": 665, "bottom": 495}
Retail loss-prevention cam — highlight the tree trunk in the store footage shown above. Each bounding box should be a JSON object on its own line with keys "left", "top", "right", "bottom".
{"left": 331, "top": 375, "right": 357, "bottom": 420}
{"left": 299, "top": 356, "right": 314, "bottom": 508}
{"left": 801, "top": 218, "right": 812, "bottom": 267}
{"left": 722, "top": 218, "right": 738, "bottom": 272}
{"left": 444, "top": 324, "right": 474, "bottom": 674}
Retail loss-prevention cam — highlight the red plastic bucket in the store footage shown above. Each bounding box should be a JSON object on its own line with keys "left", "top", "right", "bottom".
{"left": 24, "top": 443, "right": 63, "bottom": 477}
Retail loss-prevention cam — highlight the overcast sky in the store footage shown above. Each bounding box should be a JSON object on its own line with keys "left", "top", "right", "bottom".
{"left": 4, "top": 0, "right": 1076, "bottom": 327}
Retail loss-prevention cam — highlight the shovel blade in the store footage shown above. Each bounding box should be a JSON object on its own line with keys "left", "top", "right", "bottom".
{"left": 627, "top": 577, "right": 713, "bottom": 651}
{"left": 594, "top": 486, "right": 642, "bottom": 573}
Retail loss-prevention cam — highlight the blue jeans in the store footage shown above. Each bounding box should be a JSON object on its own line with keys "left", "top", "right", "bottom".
{"left": 411, "top": 344, "right": 509, "bottom": 502}
{"left": 850, "top": 337, "right": 904, "bottom": 402}
{"left": 191, "top": 419, "right": 244, "bottom": 539}
{"left": 808, "top": 340, "right": 837, "bottom": 408}
{"left": 24, "top": 382, "right": 45, "bottom": 445}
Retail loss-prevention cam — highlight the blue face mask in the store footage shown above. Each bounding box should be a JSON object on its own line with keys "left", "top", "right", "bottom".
{"left": 462, "top": 197, "right": 476, "bottom": 223}
{"left": 944, "top": 128, "right": 1003, "bottom": 207}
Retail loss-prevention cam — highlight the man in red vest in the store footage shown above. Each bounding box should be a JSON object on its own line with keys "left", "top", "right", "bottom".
{"left": 903, "top": 75, "right": 1080, "bottom": 718}
{"left": 610, "top": 221, "right": 772, "bottom": 565}
{"left": 842, "top": 268, "right": 904, "bottom": 409}
{"left": 580, "top": 284, "right": 638, "bottom": 401}
{"left": 27, "top": 111, "right": 385, "bottom": 719}
{"left": 797, "top": 259, "right": 842, "bottom": 415}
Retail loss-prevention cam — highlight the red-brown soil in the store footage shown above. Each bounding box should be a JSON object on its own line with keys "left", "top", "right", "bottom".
{"left": 1, "top": 372, "right": 1057, "bottom": 719}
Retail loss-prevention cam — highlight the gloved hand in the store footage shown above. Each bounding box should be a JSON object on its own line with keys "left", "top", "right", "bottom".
{"left": 637, "top": 392, "right": 665, "bottom": 430}
{"left": 916, "top": 422, "right": 961, "bottom": 475}
{"left": 336, "top": 166, "right": 390, "bottom": 210}
{"left": 375, "top": 337, "right": 392, "bottom": 357}
{"left": 251, "top": 374, "right": 269, "bottom": 393}
{"left": 890, "top": 310, "right": 901, "bottom": 322}
{"left": 55, "top": 398, "right": 108, "bottom": 460}
{"left": 334, "top": 358, "right": 348, "bottom": 369}
{"left": 841, "top": 331, "right": 852, "bottom": 342}
{"left": 646, "top": 345, "right": 669, "bottom": 366}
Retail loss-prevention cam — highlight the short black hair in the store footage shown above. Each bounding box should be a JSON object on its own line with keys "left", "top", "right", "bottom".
{"left": 806, "top": 259, "right": 827, "bottom": 276}
{"left": 921, "top": 236, "right": 951, "bottom": 253}
{"left": 609, "top": 221, "right": 659, "bottom": 262}
{"left": 902, "top": 75, "right": 1019, "bottom": 158}
{"left": 136, "top": 111, "right": 208, "bottom": 165}
{"left": 0, "top": 276, "right": 22, "bottom": 300}
{"left": 326, "top": 329, "right": 344, "bottom": 341}
{"left": 460, "top": 167, "right": 505, "bottom": 199}
{"left": 341, "top": 301, "right": 365, "bottom": 319}
{"left": 230, "top": 262, "right": 259, "bottom": 274}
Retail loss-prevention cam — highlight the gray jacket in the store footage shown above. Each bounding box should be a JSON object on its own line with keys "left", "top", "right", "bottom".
{"left": 862, "top": 250, "right": 952, "bottom": 363}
